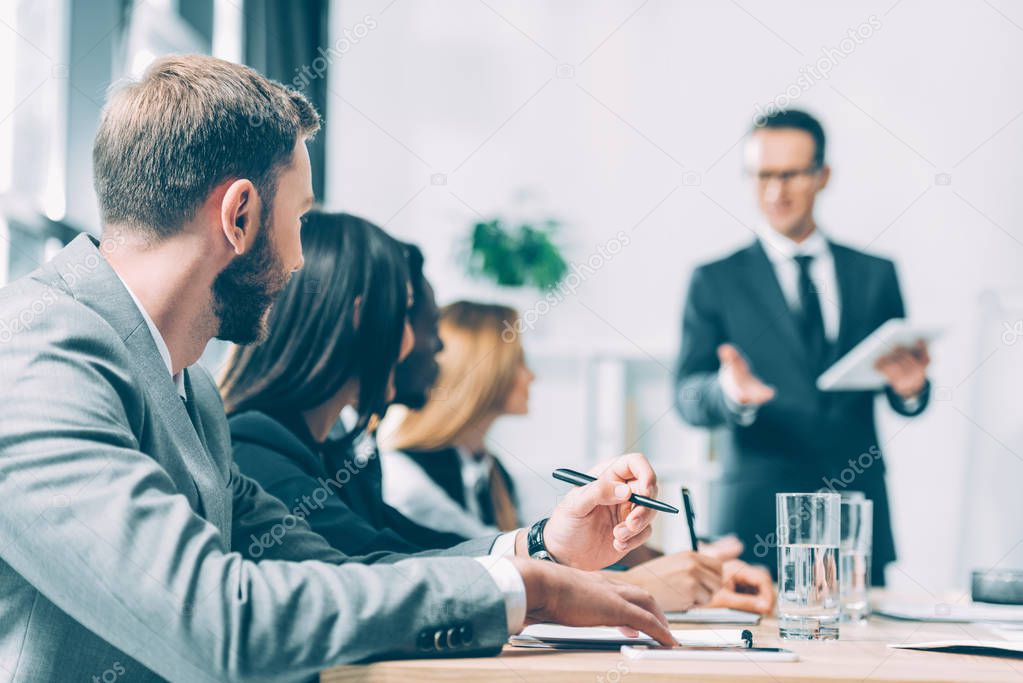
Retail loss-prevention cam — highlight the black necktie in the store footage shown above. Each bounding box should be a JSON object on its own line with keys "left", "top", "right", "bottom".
{"left": 473, "top": 455, "right": 496, "bottom": 527}
{"left": 794, "top": 255, "right": 828, "bottom": 374}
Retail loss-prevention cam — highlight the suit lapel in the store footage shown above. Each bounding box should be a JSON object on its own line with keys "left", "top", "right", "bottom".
{"left": 183, "top": 369, "right": 232, "bottom": 540}
{"left": 741, "top": 241, "right": 807, "bottom": 369}
{"left": 182, "top": 370, "right": 212, "bottom": 452}
{"left": 123, "top": 330, "right": 229, "bottom": 540}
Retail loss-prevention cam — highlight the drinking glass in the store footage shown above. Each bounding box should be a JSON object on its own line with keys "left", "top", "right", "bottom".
{"left": 776, "top": 492, "right": 841, "bottom": 640}
{"left": 839, "top": 494, "right": 873, "bottom": 622}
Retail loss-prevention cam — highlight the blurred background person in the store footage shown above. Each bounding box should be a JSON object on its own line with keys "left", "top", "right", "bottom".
{"left": 391, "top": 243, "right": 445, "bottom": 412}
{"left": 382, "top": 301, "right": 527, "bottom": 537}
{"left": 674, "top": 110, "right": 930, "bottom": 585}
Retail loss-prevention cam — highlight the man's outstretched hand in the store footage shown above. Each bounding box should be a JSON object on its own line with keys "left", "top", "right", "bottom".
{"left": 717, "top": 344, "right": 775, "bottom": 407}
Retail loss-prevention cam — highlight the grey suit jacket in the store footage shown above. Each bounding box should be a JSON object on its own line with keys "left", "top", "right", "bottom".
{"left": 0, "top": 234, "right": 508, "bottom": 682}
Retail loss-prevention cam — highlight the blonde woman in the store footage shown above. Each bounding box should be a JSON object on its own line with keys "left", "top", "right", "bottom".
{"left": 381, "top": 301, "right": 527, "bottom": 537}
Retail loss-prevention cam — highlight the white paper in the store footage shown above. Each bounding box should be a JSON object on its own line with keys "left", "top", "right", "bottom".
{"left": 989, "top": 626, "right": 1023, "bottom": 641}
{"left": 876, "top": 600, "right": 1023, "bottom": 624}
{"left": 664, "top": 608, "right": 761, "bottom": 624}
{"left": 622, "top": 645, "right": 798, "bottom": 662}
{"left": 515, "top": 624, "right": 748, "bottom": 647}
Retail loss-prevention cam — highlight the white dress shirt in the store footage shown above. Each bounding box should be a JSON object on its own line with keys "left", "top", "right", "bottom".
{"left": 756, "top": 226, "right": 840, "bottom": 341}
{"left": 114, "top": 272, "right": 185, "bottom": 398}
{"left": 381, "top": 448, "right": 501, "bottom": 538}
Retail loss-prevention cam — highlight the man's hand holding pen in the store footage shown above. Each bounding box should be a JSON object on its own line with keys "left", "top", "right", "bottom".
{"left": 507, "top": 451, "right": 677, "bottom": 646}
{"left": 513, "top": 453, "right": 661, "bottom": 570}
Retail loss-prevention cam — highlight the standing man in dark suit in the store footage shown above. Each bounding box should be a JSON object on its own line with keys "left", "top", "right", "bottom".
{"left": 674, "top": 110, "right": 930, "bottom": 586}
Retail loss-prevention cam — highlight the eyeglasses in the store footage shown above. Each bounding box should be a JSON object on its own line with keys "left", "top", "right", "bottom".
{"left": 750, "top": 165, "right": 821, "bottom": 186}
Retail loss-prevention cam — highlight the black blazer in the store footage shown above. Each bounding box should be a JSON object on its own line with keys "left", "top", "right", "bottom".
{"left": 674, "top": 239, "right": 928, "bottom": 584}
{"left": 403, "top": 446, "right": 520, "bottom": 528}
{"left": 229, "top": 410, "right": 468, "bottom": 556}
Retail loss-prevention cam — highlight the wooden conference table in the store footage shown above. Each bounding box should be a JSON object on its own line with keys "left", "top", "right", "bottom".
{"left": 322, "top": 601, "right": 1023, "bottom": 682}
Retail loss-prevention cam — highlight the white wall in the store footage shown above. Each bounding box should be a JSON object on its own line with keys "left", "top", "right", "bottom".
{"left": 324, "top": 0, "right": 1023, "bottom": 593}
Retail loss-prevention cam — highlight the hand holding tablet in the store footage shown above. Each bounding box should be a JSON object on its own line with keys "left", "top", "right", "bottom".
{"left": 816, "top": 319, "right": 940, "bottom": 392}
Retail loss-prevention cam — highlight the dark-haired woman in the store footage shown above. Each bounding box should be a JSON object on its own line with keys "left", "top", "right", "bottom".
{"left": 219, "top": 211, "right": 466, "bottom": 555}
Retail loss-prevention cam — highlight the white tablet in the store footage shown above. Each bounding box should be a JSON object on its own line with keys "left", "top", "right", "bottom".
{"left": 816, "top": 319, "right": 941, "bottom": 391}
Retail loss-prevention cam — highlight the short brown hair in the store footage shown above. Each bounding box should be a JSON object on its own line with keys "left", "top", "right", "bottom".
{"left": 93, "top": 54, "right": 320, "bottom": 237}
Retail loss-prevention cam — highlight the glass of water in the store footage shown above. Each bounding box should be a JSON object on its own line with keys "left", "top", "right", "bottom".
{"left": 839, "top": 494, "right": 873, "bottom": 622}
{"left": 776, "top": 492, "right": 841, "bottom": 640}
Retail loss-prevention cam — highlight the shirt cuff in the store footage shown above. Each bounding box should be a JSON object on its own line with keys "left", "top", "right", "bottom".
{"left": 474, "top": 556, "right": 526, "bottom": 634}
{"left": 489, "top": 530, "right": 519, "bottom": 559}
{"left": 900, "top": 394, "right": 921, "bottom": 412}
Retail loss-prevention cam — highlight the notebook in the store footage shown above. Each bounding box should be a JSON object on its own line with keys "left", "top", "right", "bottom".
{"left": 509, "top": 625, "right": 752, "bottom": 650}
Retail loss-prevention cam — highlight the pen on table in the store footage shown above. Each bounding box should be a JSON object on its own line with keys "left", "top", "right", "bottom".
{"left": 680, "top": 486, "right": 700, "bottom": 551}
{"left": 552, "top": 468, "right": 679, "bottom": 514}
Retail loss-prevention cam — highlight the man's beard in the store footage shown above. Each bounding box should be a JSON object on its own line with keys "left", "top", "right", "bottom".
{"left": 211, "top": 219, "right": 290, "bottom": 345}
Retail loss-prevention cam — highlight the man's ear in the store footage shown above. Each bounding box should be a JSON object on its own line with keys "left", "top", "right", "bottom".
{"left": 816, "top": 164, "right": 831, "bottom": 193}
{"left": 220, "top": 178, "right": 260, "bottom": 256}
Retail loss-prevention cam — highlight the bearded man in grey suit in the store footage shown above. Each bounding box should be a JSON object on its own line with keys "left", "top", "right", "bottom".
{"left": 0, "top": 55, "right": 679, "bottom": 682}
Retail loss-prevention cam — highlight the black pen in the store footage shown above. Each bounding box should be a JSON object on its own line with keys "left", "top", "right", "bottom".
{"left": 681, "top": 487, "right": 700, "bottom": 551}
{"left": 552, "top": 468, "right": 679, "bottom": 514}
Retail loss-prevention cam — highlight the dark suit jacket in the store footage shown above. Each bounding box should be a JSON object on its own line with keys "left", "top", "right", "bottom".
{"left": 674, "top": 239, "right": 929, "bottom": 585}
{"left": 229, "top": 410, "right": 468, "bottom": 556}
{"left": 403, "top": 447, "right": 520, "bottom": 528}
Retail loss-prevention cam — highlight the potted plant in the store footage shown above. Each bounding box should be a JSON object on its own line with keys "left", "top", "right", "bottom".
{"left": 463, "top": 217, "right": 568, "bottom": 291}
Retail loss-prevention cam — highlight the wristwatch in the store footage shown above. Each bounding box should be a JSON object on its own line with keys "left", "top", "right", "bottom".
{"left": 527, "top": 517, "right": 557, "bottom": 562}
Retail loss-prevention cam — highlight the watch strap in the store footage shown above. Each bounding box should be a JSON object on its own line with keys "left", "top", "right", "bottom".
{"left": 527, "top": 517, "right": 556, "bottom": 562}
